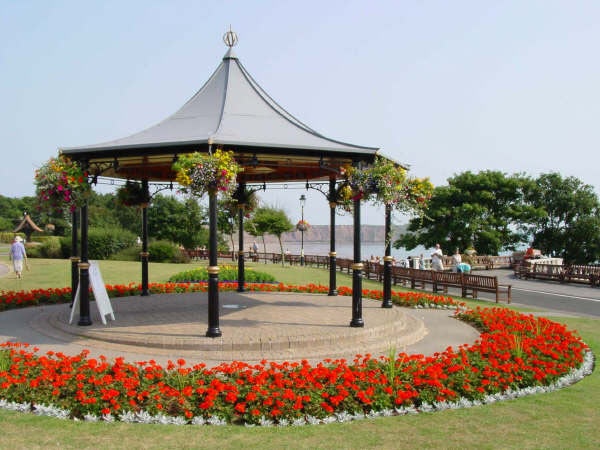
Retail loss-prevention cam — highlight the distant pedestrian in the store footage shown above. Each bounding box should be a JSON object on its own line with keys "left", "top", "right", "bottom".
{"left": 451, "top": 248, "right": 462, "bottom": 272}
{"left": 9, "top": 236, "right": 28, "bottom": 278}
{"left": 431, "top": 244, "right": 444, "bottom": 271}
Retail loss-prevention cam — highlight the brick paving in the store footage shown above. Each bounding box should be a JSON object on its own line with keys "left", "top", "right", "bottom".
{"left": 0, "top": 290, "right": 479, "bottom": 368}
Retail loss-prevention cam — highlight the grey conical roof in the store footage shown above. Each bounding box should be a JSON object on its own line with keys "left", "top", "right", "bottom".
{"left": 61, "top": 48, "right": 378, "bottom": 156}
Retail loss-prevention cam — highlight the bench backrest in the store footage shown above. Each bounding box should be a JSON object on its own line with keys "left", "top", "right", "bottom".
{"left": 433, "top": 271, "right": 462, "bottom": 285}
{"left": 411, "top": 268, "right": 434, "bottom": 281}
{"left": 461, "top": 273, "right": 498, "bottom": 289}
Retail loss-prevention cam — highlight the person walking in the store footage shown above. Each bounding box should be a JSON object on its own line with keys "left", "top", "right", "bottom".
{"left": 431, "top": 243, "right": 444, "bottom": 271}
{"left": 9, "top": 236, "right": 28, "bottom": 279}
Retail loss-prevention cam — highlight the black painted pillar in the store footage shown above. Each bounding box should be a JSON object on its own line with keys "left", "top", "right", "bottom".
{"left": 350, "top": 195, "right": 364, "bottom": 327}
{"left": 70, "top": 209, "right": 79, "bottom": 306}
{"left": 328, "top": 178, "right": 337, "bottom": 296}
{"left": 140, "top": 179, "right": 150, "bottom": 296}
{"left": 78, "top": 200, "right": 92, "bottom": 326}
{"left": 206, "top": 189, "right": 222, "bottom": 337}
{"left": 237, "top": 201, "right": 246, "bottom": 292}
{"left": 382, "top": 204, "right": 393, "bottom": 308}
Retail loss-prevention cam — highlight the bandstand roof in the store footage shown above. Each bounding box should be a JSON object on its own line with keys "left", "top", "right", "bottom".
{"left": 60, "top": 34, "right": 378, "bottom": 184}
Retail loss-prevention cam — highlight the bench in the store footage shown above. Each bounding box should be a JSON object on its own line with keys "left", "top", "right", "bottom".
{"left": 431, "top": 271, "right": 463, "bottom": 293}
{"left": 391, "top": 266, "right": 412, "bottom": 286}
{"left": 461, "top": 273, "right": 512, "bottom": 303}
{"left": 409, "top": 268, "right": 435, "bottom": 290}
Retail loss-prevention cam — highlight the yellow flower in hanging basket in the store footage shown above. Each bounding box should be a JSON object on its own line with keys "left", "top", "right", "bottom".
{"left": 173, "top": 149, "right": 242, "bottom": 197}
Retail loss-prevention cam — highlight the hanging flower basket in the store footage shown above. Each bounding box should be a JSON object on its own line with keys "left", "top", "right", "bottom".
{"left": 172, "top": 149, "right": 241, "bottom": 198}
{"left": 296, "top": 219, "right": 310, "bottom": 232}
{"left": 34, "top": 155, "right": 90, "bottom": 215}
{"left": 116, "top": 181, "right": 150, "bottom": 207}
{"left": 345, "top": 156, "right": 434, "bottom": 215}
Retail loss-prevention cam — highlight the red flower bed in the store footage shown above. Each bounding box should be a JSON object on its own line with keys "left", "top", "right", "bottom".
{"left": 0, "top": 284, "right": 590, "bottom": 425}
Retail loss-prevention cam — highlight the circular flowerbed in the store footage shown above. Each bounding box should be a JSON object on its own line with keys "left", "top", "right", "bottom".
{"left": 0, "top": 284, "right": 593, "bottom": 426}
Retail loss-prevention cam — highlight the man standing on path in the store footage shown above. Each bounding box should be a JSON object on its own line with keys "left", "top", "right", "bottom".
{"left": 9, "top": 236, "right": 28, "bottom": 278}
{"left": 431, "top": 243, "right": 444, "bottom": 271}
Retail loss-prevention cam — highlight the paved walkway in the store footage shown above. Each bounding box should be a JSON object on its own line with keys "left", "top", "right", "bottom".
{"left": 0, "top": 289, "right": 478, "bottom": 368}
{"left": 2, "top": 264, "right": 597, "bottom": 368}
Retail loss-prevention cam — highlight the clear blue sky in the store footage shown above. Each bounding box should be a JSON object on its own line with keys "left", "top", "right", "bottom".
{"left": 2, "top": 1, "right": 599, "bottom": 225}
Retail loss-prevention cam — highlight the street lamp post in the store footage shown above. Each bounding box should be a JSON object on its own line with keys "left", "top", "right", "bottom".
{"left": 300, "top": 194, "right": 306, "bottom": 266}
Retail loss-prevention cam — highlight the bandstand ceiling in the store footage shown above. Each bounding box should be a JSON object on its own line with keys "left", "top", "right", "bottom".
{"left": 60, "top": 34, "right": 378, "bottom": 184}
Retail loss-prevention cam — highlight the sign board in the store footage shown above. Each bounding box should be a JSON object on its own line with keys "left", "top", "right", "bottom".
{"left": 69, "top": 260, "right": 115, "bottom": 325}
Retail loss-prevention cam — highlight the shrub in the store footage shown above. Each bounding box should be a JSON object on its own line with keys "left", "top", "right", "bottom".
{"left": 38, "top": 236, "right": 62, "bottom": 258}
{"left": 168, "top": 265, "right": 276, "bottom": 283}
{"left": 87, "top": 227, "right": 137, "bottom": 260}
{"left": 148, "top": 240, "right": 190, "bottom": 263}
{"left": 110, "top": 245, "right": 142, "bottom": 261}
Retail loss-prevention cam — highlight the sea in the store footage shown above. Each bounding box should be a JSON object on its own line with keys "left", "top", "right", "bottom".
{"left": 262, "top": 241, "right": 430, "bottom": 260}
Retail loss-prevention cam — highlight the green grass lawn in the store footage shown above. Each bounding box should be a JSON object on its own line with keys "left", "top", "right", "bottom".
{"left": 1, "top": 258, "right": 599, "bottom": 449}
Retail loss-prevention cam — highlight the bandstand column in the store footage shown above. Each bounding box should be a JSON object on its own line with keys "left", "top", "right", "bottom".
{"left": 140, "top": 179, "right": 150, "bottom": 296}
{"left": 78, "top": 199, "right": 92, "bottom": 326}
{"left": 206, "top": 189, "right": 222, "bottom": 337}
{"left": 237, "top": 201, "right": 246, "bottom": 292}
{"left": 69, "top": 209, "right": 79, "bottom": 306}
{"left": 382, "top": 204, "right": 393, "bottom": 308}
{"left": 328, "top": 178, "right": 337, "bottom": 296}
{"left": 350, "top": 195, "right": 364, "bottom": 327}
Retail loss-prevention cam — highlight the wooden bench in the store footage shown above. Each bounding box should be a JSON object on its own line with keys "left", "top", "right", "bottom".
{"left": 336, "top": 258, "right": 354, "bottom": 273}
{"left": 391, "top": 266, "right": 412, "bottom": 286}
{"left": 431, "top": 271, "right": 463, "bottom": 293}
{"left": 409, "top": 268, "right": 435, "bottom": 290}
{"left": 564, "top": 265, "right": 600, "bottom": 286}
{"left": 461, "top": 273, "right": 512, "bottom": 303}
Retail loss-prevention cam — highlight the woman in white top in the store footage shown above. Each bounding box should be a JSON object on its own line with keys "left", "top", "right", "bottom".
{"left": 431, "top": 244, "right": 444, "bottom": 271}
{"left": 451, "top": 248, "right": 462, "bottom": 272}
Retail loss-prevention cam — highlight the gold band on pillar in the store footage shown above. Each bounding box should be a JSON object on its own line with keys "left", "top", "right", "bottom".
{"left": 351, "top": 263, "right": 364, "bottom": 271}
{"left": 139, "top": 252, "right": 150, "bottom": 257}
{"left": 207, "top": 265, "right": 220, "bottom": 275}
{"left": 238, "top": 250, "right": 245, "bottom": 256}
{"left": 78, "top": 262, "right": 90, "bottom": 269}
{"left": 383, "top": 256, "right": 394, "bottom": 262}
{"left": 328, "top": 251, "right": 337, "bottom": 257}
{"left": 329, "top": 202, "right": 337, "bottom": 209}
{"left": 69, "top": 256, "right": 80, "bottom": 263}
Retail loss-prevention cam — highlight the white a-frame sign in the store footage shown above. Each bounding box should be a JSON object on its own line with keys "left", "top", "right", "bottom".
{"left": 69, "top": 261, "right": 115, "bottom": 325}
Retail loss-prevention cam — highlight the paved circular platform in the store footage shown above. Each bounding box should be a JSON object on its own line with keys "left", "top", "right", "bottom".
{"left": 1, "top": 290, "right": 480, "bottom": 367}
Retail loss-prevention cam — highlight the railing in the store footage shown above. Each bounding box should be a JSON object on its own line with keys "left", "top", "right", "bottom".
{"left": 514, "top": 261, "right": 600, "bottom": 287}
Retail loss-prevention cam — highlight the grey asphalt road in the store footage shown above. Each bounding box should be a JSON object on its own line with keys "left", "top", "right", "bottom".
{"left": 465, "top": 269, "right": 600, "bottom": 317}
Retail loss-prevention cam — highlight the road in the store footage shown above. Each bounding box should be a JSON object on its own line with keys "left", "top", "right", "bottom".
{"left": 470, "top": 269, "right": 600, "bottom": 317}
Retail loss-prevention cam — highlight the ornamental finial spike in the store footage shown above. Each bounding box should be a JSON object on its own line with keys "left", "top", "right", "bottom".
{"left": 223, "top": 26, "right": 238, "bottom": 48}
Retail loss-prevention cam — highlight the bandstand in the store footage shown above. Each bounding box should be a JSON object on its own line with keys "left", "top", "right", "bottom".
{"left": 60, "top": 31, "right": 380, "bottom": 337}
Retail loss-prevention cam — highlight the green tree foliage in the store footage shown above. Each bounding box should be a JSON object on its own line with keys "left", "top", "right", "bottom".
{"left": 395, "top": 171, "right": 541, "bottom": 255}
{"left": 148, "top": 195, "right": 208, "bottom": 249}
{"left": 525, "top": 173, "right": 600, "bottom": 264}
{"left": 217, "top": 198, "right": 238, "bottom": 253}
{"left": 0, "top": 195, "right": 37, "bottom": 231}
{"left": 246, "top": 206, "right": 293, "bottom": 265}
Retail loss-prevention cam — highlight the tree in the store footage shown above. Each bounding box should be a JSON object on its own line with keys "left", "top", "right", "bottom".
{"left": 395, "top": 171, "right": 540, "bottom": 255}
{"left": 148, "top": 195, "right": 208, "bottom": 248}
{"left": 525, "top": 173, "right": 600, "bottom": 264}
{"left": 246, "top": 206, "right": 293, "bottom": 265}
{"left": 0, "top": 195, "right": 37, "bottom": 231}
{"left": 217, "top": 198, "right": 238, "bottom": 255}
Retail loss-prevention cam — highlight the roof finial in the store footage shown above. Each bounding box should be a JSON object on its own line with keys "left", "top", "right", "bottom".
{"left": 223, "top": 26, "right": 238, "bottom": 48}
